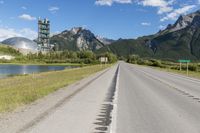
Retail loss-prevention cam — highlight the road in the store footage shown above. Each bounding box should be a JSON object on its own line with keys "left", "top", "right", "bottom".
{"left": 1, "top": 62, "right": 200, "bottom": 133}
{"left": 0, "top": 64, "right": 118, "bottom": 133}
{"left": 116, "top": 62, "right": 200, "bottom": 133}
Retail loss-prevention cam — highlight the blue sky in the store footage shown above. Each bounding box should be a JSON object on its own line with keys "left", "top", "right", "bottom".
{"left": 0, "top": 0, "right": 200, "bottom": 41}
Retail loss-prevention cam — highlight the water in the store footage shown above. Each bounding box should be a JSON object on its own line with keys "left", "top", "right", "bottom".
{"left": 0, "top": 64, "right": 77, "bottom": 78}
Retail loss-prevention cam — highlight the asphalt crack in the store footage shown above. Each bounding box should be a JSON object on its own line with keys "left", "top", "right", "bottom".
{"left": 93, "top": 66, "right": 119, "bottom": 133}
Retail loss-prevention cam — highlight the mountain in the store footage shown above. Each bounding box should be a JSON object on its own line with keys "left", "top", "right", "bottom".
{"left": 97, "top": 10, "right": 200, "bottom": 61}
{"left": 50, "top": 27, "right": 105, "bottom": 51}
{"left": 159, "top": 10, "right": 200, "bottom": 34}
{"left": 96, "top": 36, "right": 115, "bottom": 45}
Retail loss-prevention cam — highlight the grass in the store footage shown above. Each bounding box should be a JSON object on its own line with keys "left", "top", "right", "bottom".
{"left": 155, "top": 67, "right": 200, "bottom": 79}
{"left": 0, "top": 64, "right": 111, "bottom": 113}
{"left": 0, "top": 44, "right": 22, "bottom": 56}
{"left": 127, "top": 57, "right": 200, "bottom": 79}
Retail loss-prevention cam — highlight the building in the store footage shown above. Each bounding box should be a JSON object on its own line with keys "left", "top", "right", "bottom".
{"left": 38, "top": 18, "right": 51, "bottom": 51}
{"left": 2, "top": 37, "right": 38, "bottom": 55}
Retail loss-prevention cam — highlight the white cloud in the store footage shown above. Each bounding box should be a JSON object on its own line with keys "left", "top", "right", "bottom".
{"left": 49, "top": 6, "right": 59, "bottom": 13}
{"left": 160, "top": 5, "right": 196, "bottom": 21}
{"left": 19, "top": 28, "right": 37, "bottom": 39}
{"left": 138, "top": 0, "right": 174, "bottom": 14}
{"left": 21, "top": 6, "right": 27, "bottom": 10}
{"left": 139, "top": 0, "right": 168, "bottom": 7}
{"left": 19, "top": 14, "right": 36, "bottom": 21}
{"left": 141, "top": 22, "right": 151, "bottom": 26}
{"left": 95, "top": 0, "right": 132, "bottom": 6}
{"left": 0, "top": 27, "right": 37, "bottom": 41}
{"left": 0, "top": 28, "right": 21, "bottom": 41}
{"left": 0, "top": 0, "right": 4, "bottom": 4}
{"left": 158, "top": 6, "right": 173, "bottom": 14}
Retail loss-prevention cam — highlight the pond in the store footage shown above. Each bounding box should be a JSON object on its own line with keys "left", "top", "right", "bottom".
{"left": 0, "top": 64, "right": 78, "bottom": 78}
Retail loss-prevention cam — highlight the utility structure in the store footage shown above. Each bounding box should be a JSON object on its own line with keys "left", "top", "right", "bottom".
{"left": 37, "top": 18, "right": 51, "bottom": 51}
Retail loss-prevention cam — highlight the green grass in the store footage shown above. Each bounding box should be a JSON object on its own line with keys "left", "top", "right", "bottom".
{"left": 156, "top": 67, "right": 200, "bottom": 79}
{"left": 0, "top": 44, "right": 22, "bottom": 56}
{"left": 0, "top": 65, "right": 111, "bottom": 112}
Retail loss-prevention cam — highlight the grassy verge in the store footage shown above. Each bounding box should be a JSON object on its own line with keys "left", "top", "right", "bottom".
{"left": 155, "top": 67, "right": 200, "bottom": 79}
{"left": 127, "top": 55, "right": 200, "bottom": 79}
{"left": 0, "top": 64, "right": 111, "bottom": 113}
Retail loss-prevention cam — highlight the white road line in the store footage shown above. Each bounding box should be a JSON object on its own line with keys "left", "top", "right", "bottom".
{"left": 110, "top": 66, "right": 120, "bottom": 133}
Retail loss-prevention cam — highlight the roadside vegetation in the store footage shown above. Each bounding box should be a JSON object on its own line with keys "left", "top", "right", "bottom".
{"left": 0, "top": 45, "right": 22, "bottom": 56}
{"left": 0, "top": 64, "right": 112, "bottom": 112}
{"left": 0, "top": 44, "right": 117, "bottom": 65}
{"left": 0, "top": 45, "right": 117, "bottom": 112}
{"left": 127, "top": 54, "right": 200, "bottom": 78}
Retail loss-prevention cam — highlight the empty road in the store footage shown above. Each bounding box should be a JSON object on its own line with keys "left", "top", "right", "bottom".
{"left": 1, "top": 62, "right": 200, "bottom": 133}
{"left": 116, "top": 62, "right": 200, "bottom": 133}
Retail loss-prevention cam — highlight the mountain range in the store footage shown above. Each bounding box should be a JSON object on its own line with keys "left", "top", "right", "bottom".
{"left": 50, "top": 27, "right": 114, "bottom": 51}
{"left": 50, "top": 9, "right": 200, "bottom": 61}
{"left": 97, "top": 10, "right": 200, "bottom": 61}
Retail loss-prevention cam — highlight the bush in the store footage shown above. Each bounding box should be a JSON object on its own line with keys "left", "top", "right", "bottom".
{"left": 137, "top": 59, "right": 149, "bottom": 65}
{"left": 188, "top": 64, "right": 198, "bottom": 71}
{"left": 149, "top": 59, "right": 164, "bottom": 68}
{"left": 127, "top": 55, "right": 140, "bottom": 64}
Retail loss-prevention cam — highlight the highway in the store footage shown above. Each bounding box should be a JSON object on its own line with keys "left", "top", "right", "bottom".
{"left": 116, "top": 62, "right": 200, "bottom": 133}
{"left": 1, "top": 62, "right": 200, "bottom": 133}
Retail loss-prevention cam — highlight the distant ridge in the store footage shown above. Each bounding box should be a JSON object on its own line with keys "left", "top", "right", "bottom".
{"left": 97, "top": 9, "right": 200, "bottom": 61}
{"left": 50, "top": 27, "right": 114, "bottom": 51}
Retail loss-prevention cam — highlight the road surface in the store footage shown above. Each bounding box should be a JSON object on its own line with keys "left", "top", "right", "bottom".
{"left": 116, "top": 62, "right": 200, "bottom": 133}
{"left": 1, "top": 62, "right": 200, "bottom": 133}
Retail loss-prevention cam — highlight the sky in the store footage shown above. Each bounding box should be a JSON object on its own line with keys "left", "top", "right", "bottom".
{"left": 0, "top": 0, "right": 200, "bottom": 41}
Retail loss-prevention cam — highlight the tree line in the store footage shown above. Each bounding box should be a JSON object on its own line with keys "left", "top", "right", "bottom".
{"left": 26, "top": 50, "right": 117, "bottom": 64}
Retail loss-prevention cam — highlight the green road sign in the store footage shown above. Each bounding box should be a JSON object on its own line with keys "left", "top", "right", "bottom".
{"left": 178, "top": 59, "right": 191, "bottom": 76}
{"left": 178, "top": 60, "right": 191, "bottom": 63}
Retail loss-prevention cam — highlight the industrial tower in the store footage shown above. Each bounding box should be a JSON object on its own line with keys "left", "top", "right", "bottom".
{"left": 37, "top": 18, "right": 51, "bottom": 51}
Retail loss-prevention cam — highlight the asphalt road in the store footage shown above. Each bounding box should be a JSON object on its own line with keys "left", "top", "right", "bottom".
{"left": 1, "top": 62, "right": 200, "bottom": 133}
{"left": 19, "top": 65, "right": 118, "bottom": 133}
{"left": 116, "top": 62, "right": 200, "bottom": 133}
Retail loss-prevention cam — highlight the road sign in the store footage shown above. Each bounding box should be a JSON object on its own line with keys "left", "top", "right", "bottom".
{"left": 99, "top": 57, "right": 108, "bottom": 63}
{"left": 178, "top": 59, "right": 191, "bottom": 76}
{"left": 178, "top": 60, "right": 191, "bottom": 63}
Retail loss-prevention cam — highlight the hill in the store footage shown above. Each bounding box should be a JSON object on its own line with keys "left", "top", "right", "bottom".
{"left": 50, "top": 27, "right": 105, "bottom": 51}
{"left": 0, "top": 44, "right": 22, "bottom": 56}
{"left": 97, "top": 10, "right": 200, "bottom": 61}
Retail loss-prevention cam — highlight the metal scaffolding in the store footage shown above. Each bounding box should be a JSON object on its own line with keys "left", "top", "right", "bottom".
{"left": 37, "top": 18, "right": 51, "bottom": 51}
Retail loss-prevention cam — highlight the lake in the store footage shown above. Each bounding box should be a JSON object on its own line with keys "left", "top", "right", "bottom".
{"left": 0, "top": 64, "right": 78, "bottom": 78}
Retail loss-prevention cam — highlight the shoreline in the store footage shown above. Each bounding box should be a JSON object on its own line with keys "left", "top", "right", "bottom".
{"left": 0, "top": 62, "right": 83, "bottom": 66}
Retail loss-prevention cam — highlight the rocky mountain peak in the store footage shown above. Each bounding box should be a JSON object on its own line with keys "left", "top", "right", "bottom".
{"left": 50, "top": 27, "right": 105, "bottom": 51}
{"left": 70, "top": 27, "right": 84, "bottom": 35}
{"left": 96, "top": 35, "right": 115, "bottom": 45}
{"left": 160, "top": 10, "right": 200, "bottom": 34}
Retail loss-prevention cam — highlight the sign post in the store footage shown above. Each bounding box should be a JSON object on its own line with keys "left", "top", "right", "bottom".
{"left": 99, "top": 57, "right": 108, "bottom": 67}
{"left": 178, "top": 60, "right": 191, "bottom": 76}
